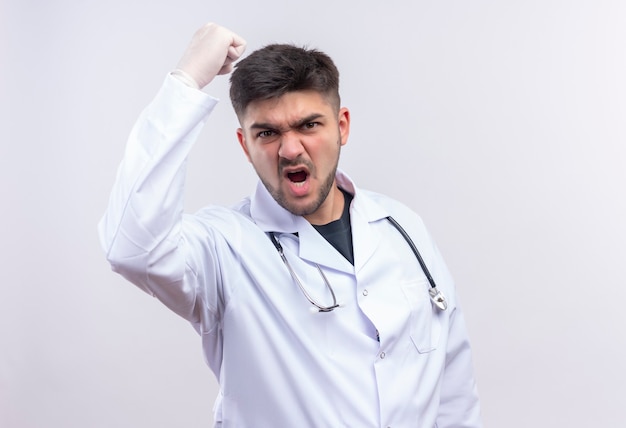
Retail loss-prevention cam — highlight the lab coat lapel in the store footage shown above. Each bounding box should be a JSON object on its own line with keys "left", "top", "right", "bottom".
{"left": 350, "top": 190, "right": 389, "bottom": 274}
{"left": 333, "top": 171, "right": 390, "bottom": 273}
{"left": 297, "top": 226, "right": 354, "bottom": 274}
{"left": 249, "top": 181, "right": 303, "bottom": 234}
{"left": 250, "top": 182, "right": 353, "bottom": 273}
{"left": 248, "top": 172, "right": 388, "bottom": 274}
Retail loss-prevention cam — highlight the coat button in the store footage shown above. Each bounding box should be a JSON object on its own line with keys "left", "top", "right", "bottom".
{"left": 380, "top": 351, "right": 386, "bottom": 359}
{"left": 362, "top": 289, "right": 369, "bottom": 296}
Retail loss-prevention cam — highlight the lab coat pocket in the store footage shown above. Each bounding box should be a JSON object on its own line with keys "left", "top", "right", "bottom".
{"left": 401, "top": 280, "right": 441, "bottom": 353}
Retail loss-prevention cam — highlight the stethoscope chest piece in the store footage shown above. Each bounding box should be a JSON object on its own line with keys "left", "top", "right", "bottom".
{"left": 429, "top": 287, "right": 448, "bottom": 311}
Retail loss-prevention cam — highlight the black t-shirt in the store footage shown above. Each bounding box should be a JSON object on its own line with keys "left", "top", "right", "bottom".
{"left": 312, "top": 188, "right": 354, "bottom": 265}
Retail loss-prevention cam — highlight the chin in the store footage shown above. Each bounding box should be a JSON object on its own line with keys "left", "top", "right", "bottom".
{"left": 281, "top": 199, "right": 320, "bottom": 217}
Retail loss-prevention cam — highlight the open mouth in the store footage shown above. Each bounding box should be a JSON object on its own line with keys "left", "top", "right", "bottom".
{"left": 287, "top": 170, "right": 308, "bottom": 183}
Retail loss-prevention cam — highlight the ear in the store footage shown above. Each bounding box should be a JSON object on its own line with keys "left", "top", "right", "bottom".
{"left": 236, "top": 128, "right": 252, "bottom": 162}
{"left": 337, "top": 107, "right": 350, "bottom": 146}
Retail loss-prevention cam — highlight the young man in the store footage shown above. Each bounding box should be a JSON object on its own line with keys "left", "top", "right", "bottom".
{"left": 99, "top": 23, "right": 482, "bottom": 427}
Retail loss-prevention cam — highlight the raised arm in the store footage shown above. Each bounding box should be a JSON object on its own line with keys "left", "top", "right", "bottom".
{"left": 98, "top": 23, "right": 246, "bottom": 318}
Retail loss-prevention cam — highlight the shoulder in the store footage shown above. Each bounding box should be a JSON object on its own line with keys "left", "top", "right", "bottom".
{"left": 357, "top": 188, "right": 427, "bottom": 229}
{"left": 183, "top": 198, "right": 260, "bottom": 247}
{"left": 191, "top": 196, "right": 253, "bottom": 222}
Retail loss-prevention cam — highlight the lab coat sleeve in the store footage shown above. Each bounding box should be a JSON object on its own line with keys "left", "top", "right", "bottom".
{"left": 436, "top": 304, "right": 482, "bottom": 427}
{"left": 98, "top": 74, "right": 219, "bottom": 321}
{"left": 434, "top": 247, "right": 482, "bottom": 427}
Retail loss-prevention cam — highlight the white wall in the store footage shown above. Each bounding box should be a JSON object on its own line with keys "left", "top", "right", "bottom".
{"left": 2, "top": 0, "right": 625, "bottom": 426}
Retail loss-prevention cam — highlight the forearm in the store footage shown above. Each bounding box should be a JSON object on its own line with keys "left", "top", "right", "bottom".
{"left": 98, "top": 74, "right": 217, "bottom": 291}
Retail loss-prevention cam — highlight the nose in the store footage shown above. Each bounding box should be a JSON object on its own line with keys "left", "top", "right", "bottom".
{"left": 277, "top": 130, "right": 304, "bottom": 160}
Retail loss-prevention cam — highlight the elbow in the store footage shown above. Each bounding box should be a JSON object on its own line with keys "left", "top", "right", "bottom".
{"left": 98, "top": 219, "right": 151, "bottom": 288}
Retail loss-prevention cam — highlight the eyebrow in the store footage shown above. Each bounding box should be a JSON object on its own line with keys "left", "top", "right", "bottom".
{"left": 249, "top": 113, "right": 325, "bottom": 132}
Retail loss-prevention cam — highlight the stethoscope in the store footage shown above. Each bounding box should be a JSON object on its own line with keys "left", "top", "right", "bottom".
{"left": 269, "top": 216, "right": 448, "bottom": 313}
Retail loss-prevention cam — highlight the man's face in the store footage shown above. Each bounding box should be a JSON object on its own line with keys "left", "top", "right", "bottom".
{"left": 237, "top": 90, "right": 350, "bottom": 224}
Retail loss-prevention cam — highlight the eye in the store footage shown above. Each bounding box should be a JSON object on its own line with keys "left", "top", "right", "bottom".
{"left": 302, "top": 122, "right": 320, "bottom": 130}
{"left": 257, "top": 130, "right": 276, "bottom": 138}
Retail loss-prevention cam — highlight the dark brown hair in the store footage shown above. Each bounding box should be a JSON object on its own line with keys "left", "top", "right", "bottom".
{"left": 229, "top": 44, "right": 340, "bottom": 117}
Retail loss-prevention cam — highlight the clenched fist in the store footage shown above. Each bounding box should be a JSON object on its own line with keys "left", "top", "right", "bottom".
{"left": 176, "top": 23, "right": 246, "bottom": 89}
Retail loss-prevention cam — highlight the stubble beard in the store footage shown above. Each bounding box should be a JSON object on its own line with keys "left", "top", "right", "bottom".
{"left": 260, "top": 143, "right": 341, "bottom": 217}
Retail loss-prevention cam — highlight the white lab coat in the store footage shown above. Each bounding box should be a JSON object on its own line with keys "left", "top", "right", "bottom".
{"left": 99, "top": 75, "right": 482, "bottom": 428}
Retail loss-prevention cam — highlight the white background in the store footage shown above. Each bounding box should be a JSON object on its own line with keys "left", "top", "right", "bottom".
{"left": 2, "top": 0, "right": 625, "bottom": 426}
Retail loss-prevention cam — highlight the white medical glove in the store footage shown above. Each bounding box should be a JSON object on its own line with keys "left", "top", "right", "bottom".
{"left": 175, "top": 22, "right": 246, "bottom": 89}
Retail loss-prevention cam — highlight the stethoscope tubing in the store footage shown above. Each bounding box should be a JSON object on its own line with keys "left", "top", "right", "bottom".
{"left": 269, "top": 215, "right": 447, "bottom": 312}
{"left": 385, "top": 216, "right": 437, "bottom": 291}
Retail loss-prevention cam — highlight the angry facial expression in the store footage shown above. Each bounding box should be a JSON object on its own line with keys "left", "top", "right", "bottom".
{"left": 237, "top": 90, "right": 350, "bottom": 224}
